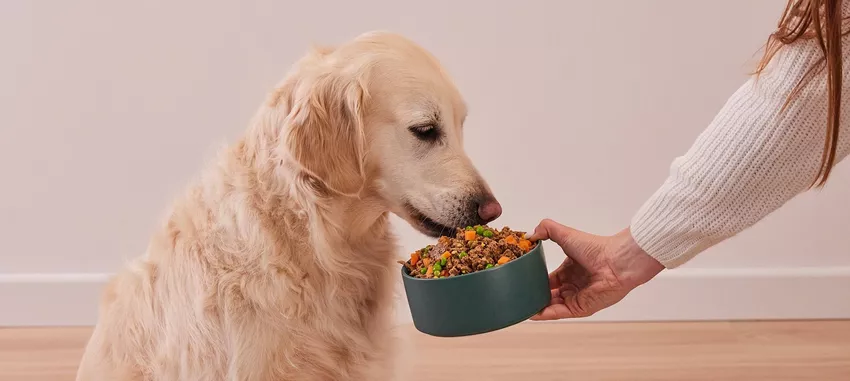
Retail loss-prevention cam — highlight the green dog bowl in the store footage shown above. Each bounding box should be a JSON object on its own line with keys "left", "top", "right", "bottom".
{"left": 401, "top": 243, "right": 549, "bottom": 337}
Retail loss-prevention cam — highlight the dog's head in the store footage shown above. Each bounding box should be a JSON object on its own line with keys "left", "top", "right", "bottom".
{"left": 274, "top": 31, "right": 501, "bottom": 237}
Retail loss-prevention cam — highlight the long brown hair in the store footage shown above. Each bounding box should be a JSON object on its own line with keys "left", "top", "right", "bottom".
{"left": 756, "top": 0, "right": 845, "bottom": 188}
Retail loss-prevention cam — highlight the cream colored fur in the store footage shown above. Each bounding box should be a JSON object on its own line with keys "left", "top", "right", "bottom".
{"left": 75, "top": 31, "right": 497, "bottom": 381}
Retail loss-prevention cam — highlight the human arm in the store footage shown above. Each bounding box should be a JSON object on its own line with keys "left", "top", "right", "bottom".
{"left": 530, "top": 36, "right": 850, "bottom": 320}
{"left": 631, "top": 36, "right": 850, "bottom": 268}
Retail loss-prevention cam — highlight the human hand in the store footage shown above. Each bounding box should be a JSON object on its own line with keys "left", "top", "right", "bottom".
{"left": 527, "top": 219, "right": 664, "bottom": 320}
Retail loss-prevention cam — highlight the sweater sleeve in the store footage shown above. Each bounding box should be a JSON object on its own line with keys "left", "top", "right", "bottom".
{"left": 630, "top": 38, "right": 850, "bottom": 268}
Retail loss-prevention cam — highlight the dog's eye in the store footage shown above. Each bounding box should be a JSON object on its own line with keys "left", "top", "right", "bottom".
{"left": 409, "top": 123, "right": 440, "bottom": 142}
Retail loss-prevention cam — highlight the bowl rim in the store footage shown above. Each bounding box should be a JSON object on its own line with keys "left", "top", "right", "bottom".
{"left": 400, "top": 241, "right": 543, "bottom": 282}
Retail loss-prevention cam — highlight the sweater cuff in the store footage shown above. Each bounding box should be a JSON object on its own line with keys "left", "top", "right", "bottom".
{"left": 629, "top": 207, "right": 710, "bottom": 269}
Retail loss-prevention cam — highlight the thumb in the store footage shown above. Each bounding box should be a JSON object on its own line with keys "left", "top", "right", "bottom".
{"left": 527, "top": 218, "right": 575, "bottom": 245}
{"left": 528, "top": 219, "right": 597, "bottom": 269}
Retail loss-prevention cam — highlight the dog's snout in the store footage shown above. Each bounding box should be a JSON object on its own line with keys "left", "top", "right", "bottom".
{"left": 477, "top": 198, "right": 502, "bottom": 223}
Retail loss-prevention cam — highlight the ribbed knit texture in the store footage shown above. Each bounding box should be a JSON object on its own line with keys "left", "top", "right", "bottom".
{"left": 631, "top": 17, "right": 850, "bottom": 268}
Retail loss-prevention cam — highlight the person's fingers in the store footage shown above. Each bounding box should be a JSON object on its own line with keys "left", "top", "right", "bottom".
{"left": 529, "top": 219, "right": 603, "bottom": 271}
{"left": 530, "top": 303, "right": 575, "bottom": 321}
{"left": 527, "top": 219, "right": 572, "bottom": 243}
{"left": 531, "top": 281, "right": 611, "bottom": 321}
{"left": 548, "top": 271, "right": 561, "bottom": 289}
{"left": 549, "top": 257, "right": 587, "bottom": 290}
{"left": 531, "top": 286, "right": 580, "bottom": 320}
{"left": 547, "top": 289, "right": 564, "bottom": 305}
{"left": 547, "top": 259, "right": 570, "bottom": 289}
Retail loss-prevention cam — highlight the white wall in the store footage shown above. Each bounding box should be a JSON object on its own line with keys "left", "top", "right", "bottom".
{"left": 2, "top": 0, "right": 848, "bottom": 326}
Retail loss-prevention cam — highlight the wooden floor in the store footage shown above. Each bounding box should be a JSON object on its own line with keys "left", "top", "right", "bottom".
{"left": 1, "top": 321, "right": 848, "bottom": 381}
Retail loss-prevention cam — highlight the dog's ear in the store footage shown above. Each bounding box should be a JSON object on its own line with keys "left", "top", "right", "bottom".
{"left": 281, "top": 65, "right": 369, "bottom": 196}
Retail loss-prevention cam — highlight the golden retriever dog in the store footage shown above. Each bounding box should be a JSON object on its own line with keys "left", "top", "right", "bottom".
{"left": 76, "top": 31, "right": 502, "bottom": 381}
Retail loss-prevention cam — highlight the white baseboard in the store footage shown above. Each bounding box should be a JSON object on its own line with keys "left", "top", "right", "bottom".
{"left": 0, "top": 273, "right": 111, "bottom": 326}
{"left": 2, "top": 268, "right": 849, "bottom": 326}
{"left": 574, "top": 266, "right": 850, "bottom": 322}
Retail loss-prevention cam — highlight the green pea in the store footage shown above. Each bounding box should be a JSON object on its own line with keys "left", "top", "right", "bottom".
{"left": 485, "top": 263, "right": 494, "bottom": 269}
{"left": 433, "top": 263, "right": 442, "bottom": 272}
{"left": 475, "top": 226, "right": 485, "bottom": 235}
{"left": 420, "top": 267, "right": 427, "bottom": 274}
{"left": 483, "top": 230, "right": 494, "bottom": 238}
{"left": 459, "top": 251, "right": 467, "bottom": 258}
{"left": 465, "top": 226, "right": 473, "bottom": 231}
{"left": 440, "top": 258, "right": 447, "bottom": 266}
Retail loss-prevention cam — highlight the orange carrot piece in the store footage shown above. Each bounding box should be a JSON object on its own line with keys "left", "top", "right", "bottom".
{"left": 441, "top": 251, "right": 451, "bottom": 259}
{"left": 441, "top": 270, "right": 448, "bottom": 277}
{"left": 464, "top": 230, "right": 477, "bottom": 240}
{"left": 427, "top": 265, "right": 433, "bottom": 275}
{"left": 497, "top": 256, "right": 511, "bottom": 265}
{"left": 410, "top": 252, "right": 420, "bottom": 265}
{"left": 423, "top": 257, "right": 431, "bottom": 267}
{"left": 505, "top": 236, "right": 518, "bottom": 245}
{"left": 518, "top": 239, "right": 531, "bottom": 252}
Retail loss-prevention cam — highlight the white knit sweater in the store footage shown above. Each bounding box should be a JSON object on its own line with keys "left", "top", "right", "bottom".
{"left": 630, "top": 25, "right": 850, "bottom": 268}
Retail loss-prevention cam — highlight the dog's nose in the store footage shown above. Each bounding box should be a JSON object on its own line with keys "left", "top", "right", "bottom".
{"left": 477, "top": 199, "right": 502, "bottom": 223}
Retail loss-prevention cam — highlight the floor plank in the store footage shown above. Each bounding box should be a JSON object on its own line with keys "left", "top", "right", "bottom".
{"left": 1, "top": 321, "right": 848, "bottom": 380}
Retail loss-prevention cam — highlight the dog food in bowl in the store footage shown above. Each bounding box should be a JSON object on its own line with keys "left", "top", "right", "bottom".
{"left": 399, "top": 225, "right": 537, "bottom": 279}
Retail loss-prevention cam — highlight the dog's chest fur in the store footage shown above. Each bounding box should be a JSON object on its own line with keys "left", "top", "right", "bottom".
{"left": 158, "top": 182, "right": 397, "bottom": 381}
